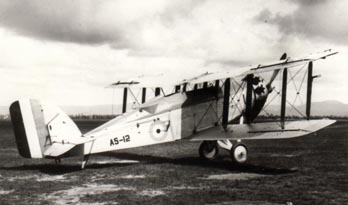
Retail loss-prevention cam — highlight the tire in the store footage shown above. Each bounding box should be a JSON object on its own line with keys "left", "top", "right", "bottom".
{"left": 199, "top": 141, "right": 219, "bottom": 160}
{"left": 230, "top": 143, "right": 248, "bottom": 164}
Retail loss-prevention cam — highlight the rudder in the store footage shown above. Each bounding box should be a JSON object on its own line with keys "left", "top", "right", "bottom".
{"left": 10, "top": 99, "right": 82, "bottom": 158}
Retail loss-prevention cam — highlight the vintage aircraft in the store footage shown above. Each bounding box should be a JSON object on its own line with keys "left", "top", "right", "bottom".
{"left": 10, "top": 49, "right": 338, "bottom": 169}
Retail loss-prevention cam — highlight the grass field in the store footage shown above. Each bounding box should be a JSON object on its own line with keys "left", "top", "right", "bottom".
{"left": 0, "top": 120, "right": 347, "bottom": 205}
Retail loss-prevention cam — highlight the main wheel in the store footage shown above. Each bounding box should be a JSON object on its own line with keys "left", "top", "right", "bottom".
{"left": 230, "top": 143, "right": 248, "bottom": 164}
{"left": 199, "top": 141, "right": 219, "bottom": 160}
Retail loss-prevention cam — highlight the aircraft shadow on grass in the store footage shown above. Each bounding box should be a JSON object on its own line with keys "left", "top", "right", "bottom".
{"left": 0, "top": 152, "right": 297, "bottom": 175}
{"left": 98, "top": 152, "right": 298, "bottom": 175}
{"left": 0, "top": 161, "right": 137, "bottom": 175}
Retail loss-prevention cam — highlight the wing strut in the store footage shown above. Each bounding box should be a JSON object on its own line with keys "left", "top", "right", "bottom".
{"left": 122, "top": 88, "right": 128, "bottom": 113}
{"left": 183, "top": 83, "right": 187, "bottom": 92}
{"left": 222, "top": 78, "right": 231, "bottom": 129}
{"left": 142, "top": 88, "right": 146, "bottom": 103}
{"left": 215, "top": 80, "right": 219, "bottom": 88}
{"left": 245, "top": 74, "right": 253, "bottom": 123}
{"left": 155, "top": 87, "right": 161, "bottom": 96}
{"left": 306, "top": 61, "right": 313, "bottom": 120}
{"left": 175, "top": 85, "right": 181, "bottom": 93}
{"left": 215, "top": 80, "right": 220, "bottom": 97}
{"left": 281, "top": 68, "right": 288, "bottom": 129}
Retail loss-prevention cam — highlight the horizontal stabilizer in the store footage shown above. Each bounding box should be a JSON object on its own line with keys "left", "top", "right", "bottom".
{"left": 43, "top": 143, "right": 75, "bottom": 157}
{"left": 188, "top": 119, "right": 335, "bottom": 141}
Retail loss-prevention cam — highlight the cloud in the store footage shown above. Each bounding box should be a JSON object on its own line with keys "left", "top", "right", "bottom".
{"left": 0, "top": 0, "right": 202, "bottom": 47}
{"left": 255, "top": 0, "right": 348, "bottom": 45}
{"left": 0, "top": 0, "right": 345, "bottom": 106}
{"left": 0, "top": 0, "right": 295, "bottom": 63}
{"left": 287, "top": 0, "right": 328, "bottom": 6}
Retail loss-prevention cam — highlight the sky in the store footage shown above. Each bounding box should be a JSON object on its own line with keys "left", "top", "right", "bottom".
{"left": 0, "top": 0, "right": 347, "bottom": 107}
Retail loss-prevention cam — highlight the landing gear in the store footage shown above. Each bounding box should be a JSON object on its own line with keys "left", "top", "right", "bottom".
{"left": 199, "top": 140, "right": 249, "bottom": 164}
{"left": 230, "top": 143, "right": 248, "bottom": 164}
{"left": 199, "top": 141, "right": 219, "bottom": 160}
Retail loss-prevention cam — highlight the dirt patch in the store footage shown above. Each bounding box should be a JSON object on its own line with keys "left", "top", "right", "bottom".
{"left": 5, "top": 174, "right": 72, "bottom": 182}
{"left": 91, "top": 174, "right": 146, "bottom": 182}
{"left": 90, "top": 159, "right": 139, "bottom": 165}
{"left": 168, "top": 186, "right": 205, "bottom": 190}
{"left": 138, "top": 190, "right": 165, "bottom": 197}
{"left": 0, "top": 189, "right": 14, "bottom": 195}
{"left": 36, "top": 175, "right": 68, "bottom": 182}
{"left": 206, "top": 201, "right": 284, "bottom": 205}
{"left": 202, "top": 173, "right": 266, "bottom": 180}
{"left": 43, "top": 183, "right": 134, "bottom": 205}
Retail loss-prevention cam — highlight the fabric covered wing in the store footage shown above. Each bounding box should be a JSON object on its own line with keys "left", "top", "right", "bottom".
{"left": 188, "top": 119, "right": 335, "bottom": 141}
{"left": 181, "top": 50, "right": 338, "bottom": 85}
{"left": 108, "top": 50, "right": 337, "bottom": 89}
{"left": 109, "top": 74, "right": 182, "bottom": 88}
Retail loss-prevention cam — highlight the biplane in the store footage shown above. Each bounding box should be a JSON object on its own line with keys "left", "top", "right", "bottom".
{"left": 9, "top": 50, "right": 337, "bottom": 169}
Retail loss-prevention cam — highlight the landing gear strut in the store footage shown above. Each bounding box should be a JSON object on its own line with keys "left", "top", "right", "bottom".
{"left": 54, "top": 158, "right": 61, "bottom": 164}
{"left": 81, "top": 154, "right": 90, "bottom": 170}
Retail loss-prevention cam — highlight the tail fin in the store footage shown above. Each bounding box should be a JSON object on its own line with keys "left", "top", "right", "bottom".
{"left": 10, "top": 99, "right": 83, "bottom": 158}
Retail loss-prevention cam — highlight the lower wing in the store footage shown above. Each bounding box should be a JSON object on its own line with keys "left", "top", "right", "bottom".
{"left": 187, "top": 119, "right": 335, "bottom": 141}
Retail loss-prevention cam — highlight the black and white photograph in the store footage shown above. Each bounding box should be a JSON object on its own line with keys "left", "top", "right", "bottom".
{"left": 0, "top": 0, "right": 347, "bottom": 204}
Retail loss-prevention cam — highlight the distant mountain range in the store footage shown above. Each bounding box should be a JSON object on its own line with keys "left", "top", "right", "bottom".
{"left": 1, "top": 100, "right": 348, "bottom": 117}
{"left": 0, "top": 106, "right": 9, "bottom": 116}
{"left": 60, "top": 105, "right": 122, "bottom": 116}
{"left": 0, "top": 104, "right": 123, "bottom": 116}
{"left": 262, "top": 100, "right": 348, "bottom": 117}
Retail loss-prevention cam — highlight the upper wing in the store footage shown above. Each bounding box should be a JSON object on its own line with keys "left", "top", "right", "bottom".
{"left": 109, "top": 74, "right": 181, "bottom": 88}
{"left": 179, "top": 49, "right": 338, "bottom": 85}
{"left": 109, "top": 49, "right": 338, "bottom": 88}
{"left": 187, "top": 119, "right": 335, "bottom": 141}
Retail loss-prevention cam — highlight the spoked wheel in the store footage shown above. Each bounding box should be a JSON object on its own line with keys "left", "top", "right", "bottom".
{"left": 199, "top": 141, "right": 219, "bottom": 160}
{"left": 230, "top": 143, "right": 248, "bottom": 164}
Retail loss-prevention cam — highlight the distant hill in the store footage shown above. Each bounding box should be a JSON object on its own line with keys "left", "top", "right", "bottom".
{"left": 60, "top": 104, "right": 121, "bottom": 116}
{"left": 0, "top": 104, "right": 122, "bottom": 116}
{"left": 298, "top": 100, "right": 348, "bottom": 117}
{"left": 1, "top": 100, "right": 348, "bottom": 117}
{"left": 262, "top": 100, "right": 348, "bottom": 117}
{"left": 0, "top": 106, "right": 8, "bottom": 116}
